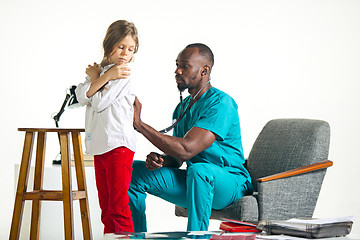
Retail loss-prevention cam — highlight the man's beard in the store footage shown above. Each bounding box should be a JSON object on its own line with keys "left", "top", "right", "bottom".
{"left": 176, "top": 75, "right": 188, "bottom": 92}
{"left": 176, "top": 74, "right": 197, "bottom": 93}
{"left": 177, "top": 83, "right": 187, "bottom": 93}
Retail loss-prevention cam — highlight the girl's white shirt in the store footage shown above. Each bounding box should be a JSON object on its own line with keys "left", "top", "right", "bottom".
{"left": 75, "top": 64, "right": 136, "bottom": 155}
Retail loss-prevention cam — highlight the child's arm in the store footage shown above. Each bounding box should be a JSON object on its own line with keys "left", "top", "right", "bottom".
{"left": 86, "top": 63, "right": 131, "bottom": 98}
{"left": 85, "top": 63, "right": 104, "bottom": 97}
{"left": 86, "top": 62, "right": 102, "bottom": 82}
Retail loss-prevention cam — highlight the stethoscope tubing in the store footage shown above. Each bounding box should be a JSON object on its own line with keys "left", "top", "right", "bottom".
{"left": 159, "top": 79, "right": 211, "bottom": 134}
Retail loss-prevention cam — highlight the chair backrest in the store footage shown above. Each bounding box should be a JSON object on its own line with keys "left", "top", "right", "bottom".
{"left": 246, "top": 119, "right": 330, "bottom": 192}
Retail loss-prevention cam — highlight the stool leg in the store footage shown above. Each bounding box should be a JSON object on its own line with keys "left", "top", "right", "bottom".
{"left": 60, "top": 132, "right": 74, "bottom": 240}
{"left": 30, "top": 132, "right": 46, "bottom": 240}
{"left": 9, "top": 132, "right": 35, "bottom": 240}
{"left": 71, "top": 132, "right": 92, "bottom": 240}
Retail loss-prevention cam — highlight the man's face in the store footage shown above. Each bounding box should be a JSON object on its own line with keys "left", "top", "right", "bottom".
{"left": 175, "top": 48, "right": 203, "bottom": 92}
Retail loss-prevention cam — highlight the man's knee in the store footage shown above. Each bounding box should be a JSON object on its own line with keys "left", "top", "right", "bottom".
{"left": 132, "top": 160, "right": 146, "bottom": 178}
{"left": 133, "top": 160, "right": 146, "bottom": 168}
{"left": 130, "top": 160, "right": 148, "bottom": 192}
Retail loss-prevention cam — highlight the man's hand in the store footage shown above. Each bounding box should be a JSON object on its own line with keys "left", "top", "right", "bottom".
{"left": 145, "top": 152, "right": 164, "bottom": 170}
{"left": 86, "top": 62, "right": 101, "bottom": 82}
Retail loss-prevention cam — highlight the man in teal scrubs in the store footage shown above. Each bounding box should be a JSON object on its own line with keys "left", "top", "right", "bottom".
{"left": 130, "top": 43, "right": 253, "bottom": 232}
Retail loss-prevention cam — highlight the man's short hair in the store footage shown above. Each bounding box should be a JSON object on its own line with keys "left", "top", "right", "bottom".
{"left": 186, "top": 43, "right": 214, "bottom": 68}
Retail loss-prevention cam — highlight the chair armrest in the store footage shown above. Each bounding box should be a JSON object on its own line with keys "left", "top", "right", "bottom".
{"left": 257, "top": 160, "right": 333, "bottom": 183}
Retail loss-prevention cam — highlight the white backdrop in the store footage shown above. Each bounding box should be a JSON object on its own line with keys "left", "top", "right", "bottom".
{"left": 1, "top": 0, "right": 360, "bottom": 239}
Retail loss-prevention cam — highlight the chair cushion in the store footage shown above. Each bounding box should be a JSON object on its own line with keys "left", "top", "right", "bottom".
{"left": 210, "top": 195, "right": 259, "bottom": 222}
{"left": 175, "top": 195, "right": 259, "bottom": 222}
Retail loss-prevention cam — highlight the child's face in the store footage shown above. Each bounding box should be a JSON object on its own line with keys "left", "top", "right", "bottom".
{"left": 108, "top": 35, "right": 136, "bottom": 65}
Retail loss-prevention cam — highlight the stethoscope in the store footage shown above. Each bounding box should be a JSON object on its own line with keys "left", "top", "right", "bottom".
{"left": 159, "top": 79, "right": 211, "bottom": 133}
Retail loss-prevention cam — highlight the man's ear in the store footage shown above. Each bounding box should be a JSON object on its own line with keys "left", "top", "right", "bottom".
{"left": 201, "top": 65, "right": 211, "bottom": 76}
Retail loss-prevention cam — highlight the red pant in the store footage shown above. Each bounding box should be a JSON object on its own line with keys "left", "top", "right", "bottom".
{"left": 94, "top": 147, "right": 135, "bottom": 233}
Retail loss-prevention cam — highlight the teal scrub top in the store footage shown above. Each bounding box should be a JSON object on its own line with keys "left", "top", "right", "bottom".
{"left": 173, "top": 87, "right": 251, "bottom": 180}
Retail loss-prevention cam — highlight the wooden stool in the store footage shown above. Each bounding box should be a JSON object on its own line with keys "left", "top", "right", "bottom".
{"left": 9, "top": 128, "right": 92, "bottom": 240}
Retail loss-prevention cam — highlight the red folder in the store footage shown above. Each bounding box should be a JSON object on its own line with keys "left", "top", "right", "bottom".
{"left": 219, "top": 218, "right": 261, "bottom": 233}
{"left": 210, "top": 233, "right": 256, "bottom": 239}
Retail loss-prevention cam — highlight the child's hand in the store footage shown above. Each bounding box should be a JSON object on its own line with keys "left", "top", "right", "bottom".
{"left": 86, "top": 63, "right": 101, "bottom": 82}
{"left": 105, "top": 64, "right": 131, "bottom": 81}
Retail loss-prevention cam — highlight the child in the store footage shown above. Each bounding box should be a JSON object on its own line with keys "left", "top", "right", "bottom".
{"left": 75, "top": 20, "right": 139, "bottom": 234}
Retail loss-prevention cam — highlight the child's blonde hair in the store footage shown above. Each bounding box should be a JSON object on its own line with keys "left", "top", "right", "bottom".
{"left": 101, "top": 20, "right": 139, "bottom": 66}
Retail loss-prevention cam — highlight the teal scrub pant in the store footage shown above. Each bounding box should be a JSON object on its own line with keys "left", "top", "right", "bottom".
{"left": 128, "top": 160, "right": 253, "bottom": 232}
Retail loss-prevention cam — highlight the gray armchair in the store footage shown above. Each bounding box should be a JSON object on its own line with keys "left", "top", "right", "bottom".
{"left": 175, "top": 118, "right": 333, "bottom": 222}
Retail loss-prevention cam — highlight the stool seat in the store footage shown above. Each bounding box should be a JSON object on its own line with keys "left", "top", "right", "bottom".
{"left": 10, "top": 128, "right": 92, "bottom": 240}
{"left": 18, "top": 128, "right": 85, "bottom": 132}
